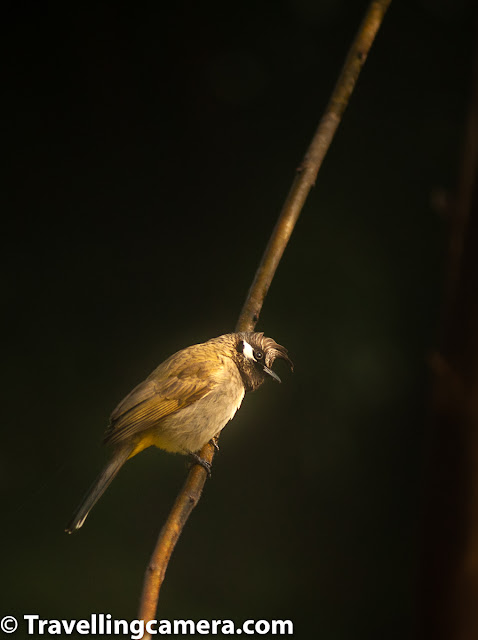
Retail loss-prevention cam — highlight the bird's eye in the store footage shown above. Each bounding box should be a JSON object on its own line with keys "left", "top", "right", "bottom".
{"left": 237, "top": 340, "right": 244, "bottom": 354}
{"left": 254, "top": 350, "right": 264, "bottom": 360}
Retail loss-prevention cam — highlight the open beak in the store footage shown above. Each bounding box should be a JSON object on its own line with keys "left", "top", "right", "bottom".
{"left": 263, "top": 365, "right": 281, "bottom": 383}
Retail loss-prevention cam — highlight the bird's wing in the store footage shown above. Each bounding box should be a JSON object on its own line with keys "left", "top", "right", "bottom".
{"left": 102, "top": 352, "right": 219, "bottom": 446}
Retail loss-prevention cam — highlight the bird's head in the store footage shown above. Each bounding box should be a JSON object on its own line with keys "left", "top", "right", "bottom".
{"left": 234, "top": 331, "right": 293, "bottom": 392}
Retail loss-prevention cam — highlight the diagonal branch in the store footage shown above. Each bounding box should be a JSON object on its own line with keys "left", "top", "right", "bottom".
{"left": 138, "top": 0, "right": 392, "bottom": 632}
{"left": 236, "top": 0, "right": 392, "bottom": 334}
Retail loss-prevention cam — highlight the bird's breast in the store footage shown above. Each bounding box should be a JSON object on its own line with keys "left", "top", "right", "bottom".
{"left": 153, "top": 356, "right": 245, "bottom": 453}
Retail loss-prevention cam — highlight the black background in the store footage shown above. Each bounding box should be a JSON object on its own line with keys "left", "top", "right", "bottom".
{"left": 2, "top": 1, "right": 475, "bottom": 638}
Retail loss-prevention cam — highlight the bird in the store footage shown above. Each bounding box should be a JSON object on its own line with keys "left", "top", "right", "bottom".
{"left": 65, "top": 331, "right": 293, "bottom": 533}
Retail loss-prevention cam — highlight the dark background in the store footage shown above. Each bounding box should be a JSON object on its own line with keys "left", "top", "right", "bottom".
{"left": 2, "top": 0, "right": 475, "bottom": 638}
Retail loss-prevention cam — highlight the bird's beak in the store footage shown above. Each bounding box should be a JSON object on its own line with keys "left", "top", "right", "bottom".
{"left": 262, "top": 365, "right": 281, "bottom": 383}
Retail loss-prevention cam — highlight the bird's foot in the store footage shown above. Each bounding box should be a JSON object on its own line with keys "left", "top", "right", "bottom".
{"left": 210, "top": 436, "right": 220, "bottom": 452}
{"left": 188, "top": 452, "right": 212, "bottom": 478}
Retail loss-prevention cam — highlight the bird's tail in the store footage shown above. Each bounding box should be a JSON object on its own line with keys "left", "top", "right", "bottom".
{"left": 65, "top": 445, "right": 133, "bottom": 534}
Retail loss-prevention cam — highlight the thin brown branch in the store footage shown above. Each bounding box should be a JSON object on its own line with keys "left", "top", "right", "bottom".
{"left": 236, "top": 0, "right": 392, "bottom": 333}
{"left": 138, "top": 463, "right": 212, "bottom": 621}
{"left": 138, "top": 0, "right": 392, "bottom": 633}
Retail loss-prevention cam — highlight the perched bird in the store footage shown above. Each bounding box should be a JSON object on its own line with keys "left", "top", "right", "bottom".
{"left": 65, "top": 332, "right": 292, "bottom": 533}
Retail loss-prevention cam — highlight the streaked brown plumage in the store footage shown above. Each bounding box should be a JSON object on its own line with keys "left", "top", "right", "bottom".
{"left": 66, "top": 332, "right": 292, "bottom": 533}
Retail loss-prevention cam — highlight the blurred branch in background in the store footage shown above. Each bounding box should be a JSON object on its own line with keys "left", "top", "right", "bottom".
{"left": 138, "top": 0, "right": 392, "bottom": 634}
{"left": 422, "top": 13, "right": 478, "bottom": 640}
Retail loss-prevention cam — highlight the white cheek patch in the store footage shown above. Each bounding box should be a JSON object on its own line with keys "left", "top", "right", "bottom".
{"left": 242, "top": 340, "right": 256, "bottom": 361}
